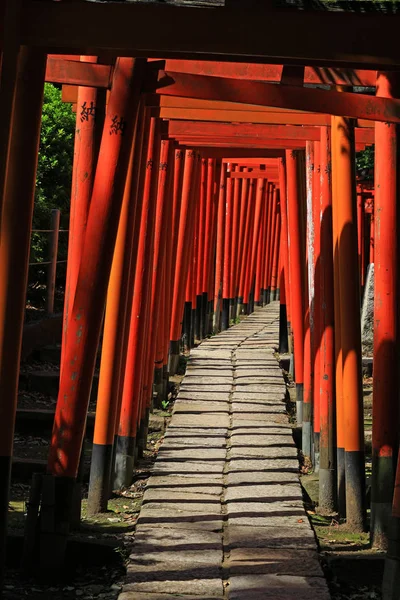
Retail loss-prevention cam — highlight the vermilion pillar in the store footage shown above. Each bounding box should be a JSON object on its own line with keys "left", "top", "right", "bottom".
{"left": 87, "top": 109, "right": 144, "bottom": 515}
{"left": 303, "top": 141, "right": 314, "bottom": 459}
{"left": 222, "top": 164, "right": 233, "bottom": 329}
{"left": 286, "top": 150, "right": 305, "bottom": 425}
{"left": 332, "top": 114, "right": 366, "bottom": 532}
{"left": 270, "top": 195, "right": 281, "bottom": 301}
{"left": 255, "top": 186, "right": 267, "bottom": 305}
{"left": 140, "top": 140, "right": 173, "bottom": 453}
{"left": 0, "top": 47, "right": 46, "bottom": 582}
{"left": 230, "top": 167, "right": 241, "bottom": 315}
{"left": 115, "top": 117, "right": 161, "bottom": 486}
{"left": 331, "top": 120, "right": 346, "bottom": 518}
{"left": 371, "top": 72, "right": 400, "bottom": 550}
{"left": 214, "top": 165, "right": 226, "bottom": 332}
{"left": 169, "top": 150, "right": 199, "bottom": 371}
{"left": 278, "top": 159, "right": 291, "bottom": 354}
{"left": 319, "top": 126, "right": 337, "bottom": 513}
{"left": 204, "top": 158, "right": 216, "bottom": 335}
{"left": 265, "top": 183, "right": 275, "bottom": 305}
{"left": 61, "top": 56, "right": 99, "bottom": 376}
{"left": 313, "top": 141, "right": 322, "bottom": 471}
{"left": 357, "top": 192, "right": 365, "bottom": 287}
{"left": 196, "top": 158, "right": 207, "bottom": 340}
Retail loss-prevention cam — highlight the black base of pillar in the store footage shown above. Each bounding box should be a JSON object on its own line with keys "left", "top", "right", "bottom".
{"left": 221, "top": 298, "right": 230, "bottom": 330}
{"left": 313, "top": 432, "right": 320, "bottom": 474}
{"left": 138, "top": 408, "right": 151, "bottom": 458}
{"left": 87, "top": 443, "right": 114, "bottom": 515}
{"left": 296, "top": 383, "right": 303, "bottom": 425}
{"left": 195, "top": 295, "right": 202, "bottom": 340}
{"left": 371, "top": 455, "right": 396, "bottom": 549}
{"left": 190, "top": 308, "right": 196, "bottom": 348}
{"left": 153, "top": 366, "right": 163, "bottom": 408}
{"left": 279, "top": 302, "right": 289, "bottom": 354}
{"left": 168, "top": 339, "right": 180, "bottom": 376}
{"left": 207, "top": 299, "right": 214, "bottom": 335}
{"left": 201, "top": 292, "right": 208, "bottom": 339}
{"left": 162, "top": 364, "right": 169, "bottom": 401}
{"left": 113, "top": 435, "right": 136, "bottom": 489}
{"left": 38, "top": 474, "right": 75, "bottom": 577}
{"left": 345, "top": 450, "right": 366, "bottom": 532}
{"left": 319, "top": 464, "right": 337, "bottom": 514}
{"left": 182, "top": 301, "right": 192, "bottom": 353}
{"left": 337, "top": 446, "right": 345, "bottom": 517}
{"left": 248, "top": 291, "right": 254, "bottom": 315}
{"left": 302, "top": 401, "right": 312, "bottom": 458}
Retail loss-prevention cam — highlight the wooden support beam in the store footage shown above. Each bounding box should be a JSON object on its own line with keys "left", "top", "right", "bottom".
{"left": 197, "top": 148, "right": 285, "bottom": 159}
{"left": 167, "top": 120, "right": 375, "bottom": 144}
{"left": 230, "top": 170, "right": 277, "bottom": 180}
{"left": 155, "top": 71, "right": 400, "bottom": 124}
{"left": 158, "top": 106, "right": 372, "bottom": 128}
{"left": 155, "top": 59, "right": 378, "bottom": 88}
{"left": 19, "top": 1, "right": 400, "bottom": 68}
{"left": 45, "top": 57, "right": 112, "bottom": 88}
{"left": 168, "top": 121, "right": 321, "bottom": 141}
{"left": 172, "top": 138, "right": 308, "bottom": 149}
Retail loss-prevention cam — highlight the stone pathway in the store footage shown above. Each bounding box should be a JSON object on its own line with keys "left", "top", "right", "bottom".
{"left": 119, "top": 303, "right": 330, "bottom": 600}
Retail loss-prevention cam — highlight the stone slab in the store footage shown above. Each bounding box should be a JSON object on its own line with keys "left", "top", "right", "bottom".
{"left": 232, "top": 392, "right": 285, "bottom": 401}
{"left": 153, "top": 460, "right": 225, "bottom": 475}
{"left": 227, "top": 471, "right": 299, "bottom": 486}
{"left": 226, "top": 548, "right": 324, "bottom": 577}
{"left": 231, "top": 403, "right": 286, "bottom": 415}
{"left": 179, "top": 384, "right": 232, "bottom": 393}
{"left": 177, "top": 392, "right": 231, "bottom": 402}
{"left": 145, "top": 476, "right": 223, "bottom": 494}
{"left": 123, "top": 576, "right": 224, "bottom": 597}
{"left": 173, "top": 402, "right": 230, "bottom": 414}
{"left": 228, "top": 458, "right": 299, "bottom": 472}
{"left": 142, "top": 501, "right": 222, "bottom": 514}
{"left": 228, "top": 574, "right": 329, "bottom": 599}
{"left": 229, "top": 446, "right": 298, "bottom": 460}
{"left": 230, "top": 434, "right": 294, "bottom": 447}
{"left": 169, "top": 414, "right": 230, "bottom": 428}
{"left": 137, "top": 508, "right": 223, "bottom": 532}
{"left": 183, "top": 375, "right": 232, "bottom": 383}
{"left": 225, "top": 524, "right": 316, "bottom": 550}
{"left": 225, "top": 484, "right": 302, "bottom": 502}
{"left": 157, "top": 447, "right": 226, "bottom": 460}
{"left": 143, "top": 489, "right": 221, "bottom": 505}
{"left": 230, "top": 420, "right": 292, "bottom": 432}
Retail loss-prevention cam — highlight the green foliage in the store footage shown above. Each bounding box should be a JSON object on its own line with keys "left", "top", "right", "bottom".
{"left": 356, "top": 145, "right": 374, "bottom": 180}
{"left": 30, "top": 83, "right": 75, "bottom": 284}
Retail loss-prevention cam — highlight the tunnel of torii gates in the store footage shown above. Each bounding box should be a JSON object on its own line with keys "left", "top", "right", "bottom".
{"left": 1, "top": 4, "right": 400, "bottom": 591}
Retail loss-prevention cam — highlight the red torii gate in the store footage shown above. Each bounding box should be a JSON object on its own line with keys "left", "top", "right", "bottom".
{"left": 0, "top": 21, "right": 399, "bottom": 592}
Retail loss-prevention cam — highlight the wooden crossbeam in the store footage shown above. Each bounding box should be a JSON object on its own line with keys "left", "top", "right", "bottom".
{"left": 18, "top": 1, "right": 400, "bottom": 68}
{"left": 155, "top": 71, "right": 400, "bottom": 124}
{"left": 230, "top": 170, "right": 278, "bottom": 179}
{"left": 45, "top": 57, "right": 112, "bottom": 88}
{"left": 171, "top": 137, "right": 308, "bottom": 149}
{"left": 154, "top": 60, "right": 378, "bottom": 87}
{"left": 167, "top": 120, "right": 375, "bottom": 143}
{"left": 157, "top": 107, "right": 372, "bottom": 128}
{"left": 196, "top": 148, "right": 285, "bottom": 159}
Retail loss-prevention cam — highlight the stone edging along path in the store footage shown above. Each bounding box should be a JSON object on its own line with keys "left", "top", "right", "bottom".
{"left": 119, "top": 302, "right": 331, "bottom": 600}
